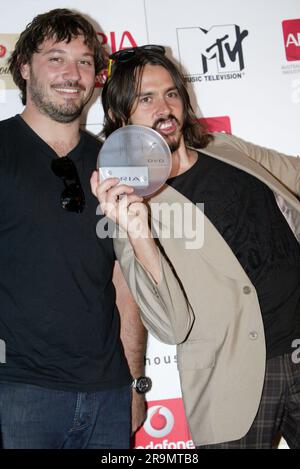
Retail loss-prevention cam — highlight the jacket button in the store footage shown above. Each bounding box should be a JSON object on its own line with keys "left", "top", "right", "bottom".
{"left": 249, "top": 331, "right": 258, "bottom": 340}
{"left": 243, "top": 286, "right": 251, "bottom": 294}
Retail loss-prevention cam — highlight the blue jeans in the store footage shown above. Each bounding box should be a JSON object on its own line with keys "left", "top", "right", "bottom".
{"left": 0, "top": 381, "right": 131, "bottom": 449}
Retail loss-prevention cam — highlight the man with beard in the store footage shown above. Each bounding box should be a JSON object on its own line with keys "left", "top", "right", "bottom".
{"left": 91, "top": 46, "right": 300, "bottom": 448}
{"left": 0, "top": 11, "right": 176, "bottom": 449}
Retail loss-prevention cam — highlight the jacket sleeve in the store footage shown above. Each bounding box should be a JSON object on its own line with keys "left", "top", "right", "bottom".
{"left": 113, "top": 229, "right": 194, "bottom": 345}
{"left": 213, "top": 133, "right": 300, "bottom": 197}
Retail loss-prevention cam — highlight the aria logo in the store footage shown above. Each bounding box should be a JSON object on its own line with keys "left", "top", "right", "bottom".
{"left": 282, "top": 19, "right": 300, "bottom": 61}
{"left": 177, "top": 24, "right": 248, "bottom": 83}
{"left": 143, "top": 405, "right": 174, "bottom": 438}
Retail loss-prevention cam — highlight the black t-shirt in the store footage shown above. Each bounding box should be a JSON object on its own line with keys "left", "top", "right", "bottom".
{"left": 0, "top": 115, "right": 131, "bottom": 391}
{"left": 167, "top": 152, "right": 300, "bottom": 358}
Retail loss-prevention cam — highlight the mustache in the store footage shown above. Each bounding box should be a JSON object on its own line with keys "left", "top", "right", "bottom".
{"left": 152, "top": 115, "right": 180, "bottom": 130}
{"left": 51, "top": 81, "right": 86, "bottom": 91}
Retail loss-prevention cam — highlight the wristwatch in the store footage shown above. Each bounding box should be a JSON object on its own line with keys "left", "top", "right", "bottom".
{"left": 132, "top": 376, "right": 152, "bottom": 394}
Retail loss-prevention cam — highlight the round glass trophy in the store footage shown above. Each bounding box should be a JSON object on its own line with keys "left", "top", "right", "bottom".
{"left": 97, "top": 125, "right": 172, "bottom": 197}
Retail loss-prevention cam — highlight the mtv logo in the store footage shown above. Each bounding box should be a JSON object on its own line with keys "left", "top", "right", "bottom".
{"left": 282, "top": 19, "right": 300, "bottom": 61}
{"left": 177, "top": 25, "right": 248, "bottom": 76}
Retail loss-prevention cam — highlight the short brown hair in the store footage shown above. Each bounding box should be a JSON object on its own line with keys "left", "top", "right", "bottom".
{"left": 8, "top": 8, "right": 104, "bottom": 104}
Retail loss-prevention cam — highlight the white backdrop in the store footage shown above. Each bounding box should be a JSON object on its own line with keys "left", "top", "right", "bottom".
{"left": 0, "top": 0, "right": 299, "bottom": 449}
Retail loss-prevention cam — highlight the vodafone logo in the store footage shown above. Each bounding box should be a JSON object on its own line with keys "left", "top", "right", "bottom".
{"left": 143, "top": 405, "right": 174, "bottom": 438}
{"left": 0, "top": 44, "right": 7, "bottom": 58}
{"left": 134, "top": 398, "right": 194, "bottom": 449}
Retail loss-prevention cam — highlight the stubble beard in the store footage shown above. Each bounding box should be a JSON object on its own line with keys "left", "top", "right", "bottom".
{"left": 28, "top": 71, "right": 92, "bottom": 123}
{"left": 167, "top": 138, "right": 181, "bottom": 153}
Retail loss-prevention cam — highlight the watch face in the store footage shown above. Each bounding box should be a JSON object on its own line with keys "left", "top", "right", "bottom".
{"left": 136, "top": 376, "right": 152, "bottom": 394}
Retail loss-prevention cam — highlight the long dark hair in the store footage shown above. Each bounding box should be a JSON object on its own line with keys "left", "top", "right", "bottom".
{"left": 101, "top": 51, "right": 213, "bottom": 149}
{"left": 8, "top": 8, "right": 104, "bottom": 105}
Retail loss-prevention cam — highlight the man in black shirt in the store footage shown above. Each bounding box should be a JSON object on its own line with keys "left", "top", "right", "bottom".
{"left": 92, "top": 46, "right": 300, "bottom": 448}
{"left": 0, "top": 9, "right": 164, "bottom": 449}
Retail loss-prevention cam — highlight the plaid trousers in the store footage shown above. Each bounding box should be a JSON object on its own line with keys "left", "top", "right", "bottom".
{"left": 198, "top": 352, "right": 300, "bottom": 449}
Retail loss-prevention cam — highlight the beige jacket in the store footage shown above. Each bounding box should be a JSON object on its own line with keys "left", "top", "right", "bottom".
{"left": 114, "top": 133, "right": 300, "bottom": 446}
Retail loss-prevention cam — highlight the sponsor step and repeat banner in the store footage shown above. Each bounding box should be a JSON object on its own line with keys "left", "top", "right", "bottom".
{"left": 0, "top": 0, "right": 299, "bottom": 449}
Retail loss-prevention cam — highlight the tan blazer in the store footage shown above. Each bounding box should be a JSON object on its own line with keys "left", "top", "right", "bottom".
{"left": 114, "top": 133, "right": 300, "bottom": 446}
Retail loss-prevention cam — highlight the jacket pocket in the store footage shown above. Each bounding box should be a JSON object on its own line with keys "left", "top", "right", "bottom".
{"left": 177, "top": 339, "right": 216, "bottom": 370}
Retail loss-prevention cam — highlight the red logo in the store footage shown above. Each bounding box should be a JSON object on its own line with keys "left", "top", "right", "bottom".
{"left": 0, "top": 44, "right": 7, "bottom": 58}
{"left": 134, "top": 398, "right": 194, "bottom": 449}
{"left": 95, "top": 68, "right": 108, "bottom": 88}
{"left": 95, "top": 31, "right": 138, "bottom": 88}
{"left": 282, "top": 19, "right": 300, "bottom": 61}
{"left": 144, "top": 405, "right": 175, "bottom": 438}
{"left": 97, "top": 31, "right": 137, "bottom": 54}
{"left": 199, "top": 116, "right": 232, "bottom": 134}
